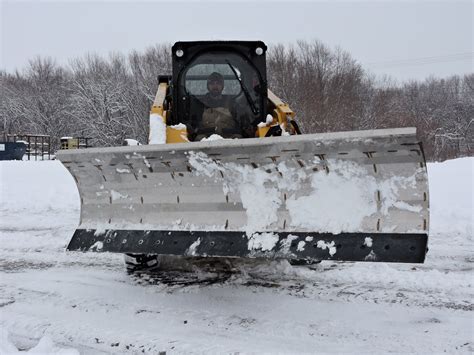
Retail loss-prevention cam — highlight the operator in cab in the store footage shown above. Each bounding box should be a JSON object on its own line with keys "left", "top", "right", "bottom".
{"left": 193, "top": 72, "right": 254, "bottom": 141}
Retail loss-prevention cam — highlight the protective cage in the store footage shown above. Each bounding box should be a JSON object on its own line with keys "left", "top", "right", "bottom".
{"left": 171, "top": 41, "right": 268, "bottom": 126}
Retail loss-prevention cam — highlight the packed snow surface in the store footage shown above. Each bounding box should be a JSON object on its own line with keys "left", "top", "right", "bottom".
{"left": 0, "top": 157, "right": 472, "bottom": 354}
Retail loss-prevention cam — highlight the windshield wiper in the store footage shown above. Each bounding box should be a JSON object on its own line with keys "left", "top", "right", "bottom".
{"left": 226, "top": 60, "right": 260, "bottom": 116}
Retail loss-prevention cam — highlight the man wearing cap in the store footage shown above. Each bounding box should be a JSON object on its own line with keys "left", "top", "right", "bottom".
{"left": 193, "top": 72, "right": 252, "bottom": 141}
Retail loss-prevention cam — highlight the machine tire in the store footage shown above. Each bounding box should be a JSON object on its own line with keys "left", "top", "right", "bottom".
{"left": 289, "top": 259, "right": 321, "bottom": 266}
{"left": 124, "top": 253, "right": 159, "bottom": 273}
{"left": 124, "top": 254, "right": 237, "bottom": 274}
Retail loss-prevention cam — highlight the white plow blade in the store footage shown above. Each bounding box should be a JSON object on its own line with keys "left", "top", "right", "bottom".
{"left": 57, "top": 127, "right": 429, "bottom": 237}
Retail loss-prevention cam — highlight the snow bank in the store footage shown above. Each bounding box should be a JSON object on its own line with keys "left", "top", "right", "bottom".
{"left": 428, "top": 157, "right": 473, "bottom": 237}
{"left": 0, "top": 161, "right": 80, "bottom": 230}
{"left": 0, "top": 161, "right": 78, "bottom": 211}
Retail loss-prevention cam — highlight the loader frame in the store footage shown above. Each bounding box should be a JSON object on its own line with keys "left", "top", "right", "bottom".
{"left": 57, "top": 41, "right": 430, "bottom": 265}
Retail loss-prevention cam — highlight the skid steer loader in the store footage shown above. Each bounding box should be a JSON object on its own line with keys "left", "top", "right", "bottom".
{"left": 57, "top": 41, "right": 429, "bottom": 270}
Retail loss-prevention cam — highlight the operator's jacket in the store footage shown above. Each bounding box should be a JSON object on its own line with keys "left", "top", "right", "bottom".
{"left": 188, "top": 94, "right": 254, "bottom": 141}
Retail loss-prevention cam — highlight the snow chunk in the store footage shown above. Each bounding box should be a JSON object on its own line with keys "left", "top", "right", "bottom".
{"left": 115, "top": 168, "right": 130, "bottom": 173}
{"left": 170, "top": 123, "right": 187, "bottom": 130}
{"left": 364, "top": 237, "right": 373, "bottom": 248}
{"left": 316, "top": 240, "right": 337, "bottom": 256}
{"left": 365, "top": 250, "right": 377, "bottom": 261}
{"left": 201, "top": 134, "right": 225, "bottom": 141}
{"left": 149, "top": 113, "right": 166, "bottom": 144}
{"left": 280, "top": 123, "right": 290, "bottom": 136}
{"left": 124, "top": 138, "right": 140, "bottom": 146}
{"left": 89, "top": 241, "right": 103, "bottom": 251}
{"left": 248, "top": 232, "right": 279, "bottom": 251}
{"left": 93, "top": 227, "right": 107, "bottom": 236}
{"left": 257, "top": 114, "right": 274, "bottom": 127}
{"left": 297, "top": 240, "right": 306, "bottom": 252}
{"left": 393, "top": 201, "right": 423, "bottom": 213}
{"left": 280, "top": 234, "right": 299, "bottom": 254}
{"left": 143, "top": 157, "right": 151, "bottom": 169}
{"left": 187, "top": 238, "right": 201, "bottom": 256}
{"left": 110, "top": 190, "right": 128, "bottom": 201}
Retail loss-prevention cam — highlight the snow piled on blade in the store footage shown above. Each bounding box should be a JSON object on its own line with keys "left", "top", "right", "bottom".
{"left": 248, "top": 232, "right": 279, "bottom": 251}
{"left": 187, "top": 151, "right": 423, "bottom": 234}
{"left": 286, "top": 159, "right": 378, "bottom": 233}
{"left": 316, "top": 240, "right": 337, "bottom": 256}
{"left": 186, "top": 238, "right": 201, "bottom": 256}
{"left": 188, "top": 151, "right": 291, "bottom": 234}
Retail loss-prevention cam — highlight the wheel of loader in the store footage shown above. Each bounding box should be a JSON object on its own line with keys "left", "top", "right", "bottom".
{"left": 289, "top": 259, "right": 321, "bottom": 266}
{"left": 124, "top": 254, "right": 236, "bottom": 274}
{"left": 124, "top": 254, "right": 160, "bottom": 273}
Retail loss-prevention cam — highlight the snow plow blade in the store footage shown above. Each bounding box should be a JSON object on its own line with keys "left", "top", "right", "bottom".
{"left": 57, "top": 127, "right": 429, "bottom": 263}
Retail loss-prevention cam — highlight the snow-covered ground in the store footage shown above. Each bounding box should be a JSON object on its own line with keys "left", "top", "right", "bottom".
{"left": 0, "top": 157, "right": 472, "bottom": 354}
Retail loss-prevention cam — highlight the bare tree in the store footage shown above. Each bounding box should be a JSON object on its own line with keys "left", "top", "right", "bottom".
{"left": 0, "top": 58, "right": 72, "bottom": 148}
{"left": 1, "top": 41, "right": 471, "bottom": 161}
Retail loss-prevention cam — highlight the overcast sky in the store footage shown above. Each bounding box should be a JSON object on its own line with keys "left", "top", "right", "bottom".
{"left": 1, "top": 0, "right": 472, "bottom": 82}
